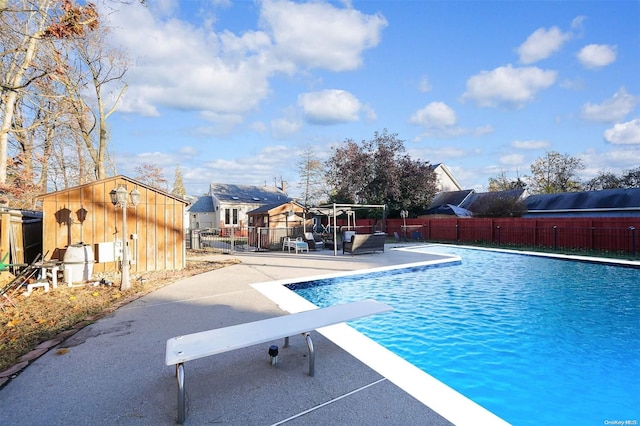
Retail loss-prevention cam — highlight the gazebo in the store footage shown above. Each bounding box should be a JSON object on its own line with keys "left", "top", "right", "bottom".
{"left": 309, "top": 203, "right": 387, "bottom": 256}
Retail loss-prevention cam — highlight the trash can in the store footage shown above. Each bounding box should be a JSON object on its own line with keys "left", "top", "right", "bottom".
{"left": 63, "top": 243, "right": 95, "bottom": 284}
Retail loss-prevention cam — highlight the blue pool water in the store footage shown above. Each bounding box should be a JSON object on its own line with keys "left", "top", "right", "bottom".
{"left": 287, "top": 246, "right": 640, "bottom": 426}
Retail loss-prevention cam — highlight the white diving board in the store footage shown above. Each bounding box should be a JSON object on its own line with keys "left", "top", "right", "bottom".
{"left": 165, "top": 299, "right": 392, "bottom": 424}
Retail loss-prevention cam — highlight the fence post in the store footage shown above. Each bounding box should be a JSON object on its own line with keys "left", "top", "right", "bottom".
{"left": 455, "top": 223, "right": 459, "bottom": 243}
{"left": 230, "top": 226, "right": 235, "bottom": 253}
{"left": 497, "top": 225, "right": 501, "bottom": 245}
{"left": 630, "top": 226, "right": 636, "bottom": 257}
{"left": 553, "top": 225, "right": 558, "bottom": 250}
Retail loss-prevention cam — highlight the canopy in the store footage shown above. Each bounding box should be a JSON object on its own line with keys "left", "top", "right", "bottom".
{"left": 309, "top": 203, "right": 387, "bottom": 256}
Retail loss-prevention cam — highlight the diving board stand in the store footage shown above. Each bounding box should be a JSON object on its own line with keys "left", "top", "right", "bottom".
{"left": 165, "top": 299, "right": 392, "bottom": 424}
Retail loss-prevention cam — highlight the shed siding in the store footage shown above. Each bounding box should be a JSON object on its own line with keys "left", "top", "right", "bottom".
{"left": 41, "top": 176, "right": 186, "bottom": 275}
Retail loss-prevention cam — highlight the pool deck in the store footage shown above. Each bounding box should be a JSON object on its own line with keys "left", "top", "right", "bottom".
{"left": 0, "top": 244, "right": 508, "bottom": 425}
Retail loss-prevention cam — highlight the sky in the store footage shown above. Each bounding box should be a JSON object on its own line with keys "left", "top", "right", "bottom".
{"left": 100, "top": 0, "right": 640, "bottom": 198}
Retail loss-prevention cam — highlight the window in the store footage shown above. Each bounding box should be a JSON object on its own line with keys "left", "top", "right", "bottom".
{"left": 225, "top": 208, "right": 238, "bottom": 225}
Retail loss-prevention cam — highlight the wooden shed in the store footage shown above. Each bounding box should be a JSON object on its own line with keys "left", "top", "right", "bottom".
{"left": 39, "top": 176, "right": 188, "bottom": 275}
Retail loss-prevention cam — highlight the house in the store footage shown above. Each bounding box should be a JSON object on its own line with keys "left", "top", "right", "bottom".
{"left": 39, "top": 175, "right": 188, "bottom": 274}
{"left": 422, "top": 188, "right": 640, "bottom": 218}
{"left": 432, "top": 163, "right": 463, "bottom": 192}
{"left": 524, "top": 188, "right": 640, "bottom": 218}
{"left": 188, "top": 183, "right": 290, "bottom": 231}
{"left": 187, "top": 195, "right": 215, "bottom": 229}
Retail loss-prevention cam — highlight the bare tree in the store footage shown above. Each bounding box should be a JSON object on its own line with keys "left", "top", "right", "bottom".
{"left": 296, "top": 145, "right": 326, "bottom": 207}
{"left": 134, "top": 162, "right": 168, "bottom": 192}
{"left": 55, "top": 22, "right": 127, "bottom": 181}
{"left": 528, "top": 151, "right": 584, "bottom": 194}
{"left": 586, "top": 166, "right": 640, "bottom": 190}
{"left": 0, "top": 0, "right": 98, "bottom": 195}
{"left": 488, "top": 170, "right": 527, "bottom": 192}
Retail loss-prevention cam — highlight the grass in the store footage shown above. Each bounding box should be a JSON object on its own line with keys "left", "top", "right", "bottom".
{"left": 0, "top": 253, "right": 239, "bottom": 373}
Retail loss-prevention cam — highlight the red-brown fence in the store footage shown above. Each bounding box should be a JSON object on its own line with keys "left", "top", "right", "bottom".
{"left": 336, "top": 217, "right": 640, "bottom": 257}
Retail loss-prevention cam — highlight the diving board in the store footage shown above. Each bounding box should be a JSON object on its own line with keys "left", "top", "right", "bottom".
{"left": 165, "top": 299, "right": 392, "bottom": 424}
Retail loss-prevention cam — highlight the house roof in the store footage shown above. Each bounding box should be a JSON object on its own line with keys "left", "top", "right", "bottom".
{"left": 461, "top": 189, "right": 526, "bottom": 211}
{"left": 428, "top": 189, "right": 475, "bottom": 209}
{"left": 187, "top": 195, "right": 214, "bottom": 213}
{"left": 422, "top": 204, "right": 474, "bottom": 217}
{"left": 525, "top": 188, "right": 640, "bottom": 212}
{"left": 209, "top": 183, "right": 289, "bottom": 204}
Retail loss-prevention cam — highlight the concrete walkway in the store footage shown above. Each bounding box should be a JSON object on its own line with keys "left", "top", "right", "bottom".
{"left": 0, "top": 246, "right": 462, "bottom": 425}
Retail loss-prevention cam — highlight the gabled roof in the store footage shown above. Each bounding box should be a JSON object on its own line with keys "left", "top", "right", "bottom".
{"left": 38, "top": 175, "right": 188, "bottom": 204}
{"left": 431, "top": 163, "right": 463, "bottom": 191}
{"left": 428, "top": 189, "right": 475, "bottom": 209}
{"left": 525, "top": 188, "right": 640, "bottom": 212}
{"left": 187, "top": 195, "right": 214, "bottom": 213}
{"left": 209, "top": 183, "right": 289, "bottom": 204}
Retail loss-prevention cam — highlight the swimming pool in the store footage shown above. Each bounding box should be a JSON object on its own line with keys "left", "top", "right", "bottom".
{"left": 285, "top": 245, "right": 640, "bottom": 426}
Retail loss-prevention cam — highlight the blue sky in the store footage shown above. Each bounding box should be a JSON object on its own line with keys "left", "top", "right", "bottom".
{"left": 101, "top": 0, "right": 640, "bottom": 197}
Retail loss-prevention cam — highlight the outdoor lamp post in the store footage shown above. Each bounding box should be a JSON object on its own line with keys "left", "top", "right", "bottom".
{"left": 110, "top": 186, "right": 140, "bottom": 290}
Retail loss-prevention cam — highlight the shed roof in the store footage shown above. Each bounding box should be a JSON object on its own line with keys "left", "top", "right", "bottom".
{"left": 39, "top": 175, "right": 188, "bottom": 204}
{"left": 248, "top": 201, "right": 303, "bottom": 214}
{"left": 209, "top": 183, "right": 289, "bottom": 204}
{"left": 525, "top": 188, "right": 640, "bottom": 212}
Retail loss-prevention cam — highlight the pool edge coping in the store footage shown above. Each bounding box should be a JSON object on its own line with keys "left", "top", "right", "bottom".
{"left": 251, "top": 250, "right": 510, "bottom": 426}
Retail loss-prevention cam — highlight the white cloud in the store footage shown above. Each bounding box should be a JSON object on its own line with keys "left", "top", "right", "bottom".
{"left": 474, "top": 125, "right": 495, "bottom": 136}
{"left": 577, "top": 44, "right": 617, "bottom": 69}
{"left": 462, "top": 65, "right": 557, "bottom": 108}
{"left": 418, "top": 75, "right": 432, "bottom": 93}
{"left": 581, "top": 87, "right": 638, "bottom": 123}
{"left": 511, "top": 140, "right": 551, "bottom": 150}
{"left": 298, "top": 89, "right": 362, "bottom": 124}
{"left": 104, "top": 5, "right": 273, "bottom": 117}
{"left": 409, "top": 102, "right": 457, "bottom": 128}
{"left": 362, "top": 104, "right": 378, "bottom": 122}
{"left": 604, "top": 119, "right": 640, "bottom": 145}
{"left": 259, "top": 0, "right": 387, "bottom": 72}
{"left": 580, "top": 147, "right": 640, "bottom": 178}
{"left": 410, "top": 146, "right": 468, "bottom": 159}
{"left": 571, "top": 15, "right": 586, "bottom": 34}
{"left": 517, "top": 26, "right": 571, "bottom": 64}
{"left": 189, "top": 144, "right": 299, "bottom": 188}
{"left": 409, "top": 103, "right": 493, "bottom": 139}
{"left": 270, "top": 117, "right": 302, "bottom": 139}
{"left": 499, "top": 154, "right": 525, "bottom": 166}
{"left": 101, "top": 0, "right": 385, "bottom": 127}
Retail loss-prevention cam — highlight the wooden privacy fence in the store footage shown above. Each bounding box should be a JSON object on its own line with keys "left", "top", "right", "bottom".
{"left": 373, "top": 217, "right": 639, "bottom": 257}
{"left": 188, "top": 217, "right": 639, "bottom": 257}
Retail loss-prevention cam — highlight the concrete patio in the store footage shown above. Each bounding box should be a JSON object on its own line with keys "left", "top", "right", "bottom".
{"left": 0, "top": 245, "right": 506, "bottom": 425}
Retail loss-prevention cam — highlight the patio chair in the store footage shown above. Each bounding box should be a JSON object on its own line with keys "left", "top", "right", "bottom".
{"left": 304, "top": 232, "right": 325, "bottom": 250}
